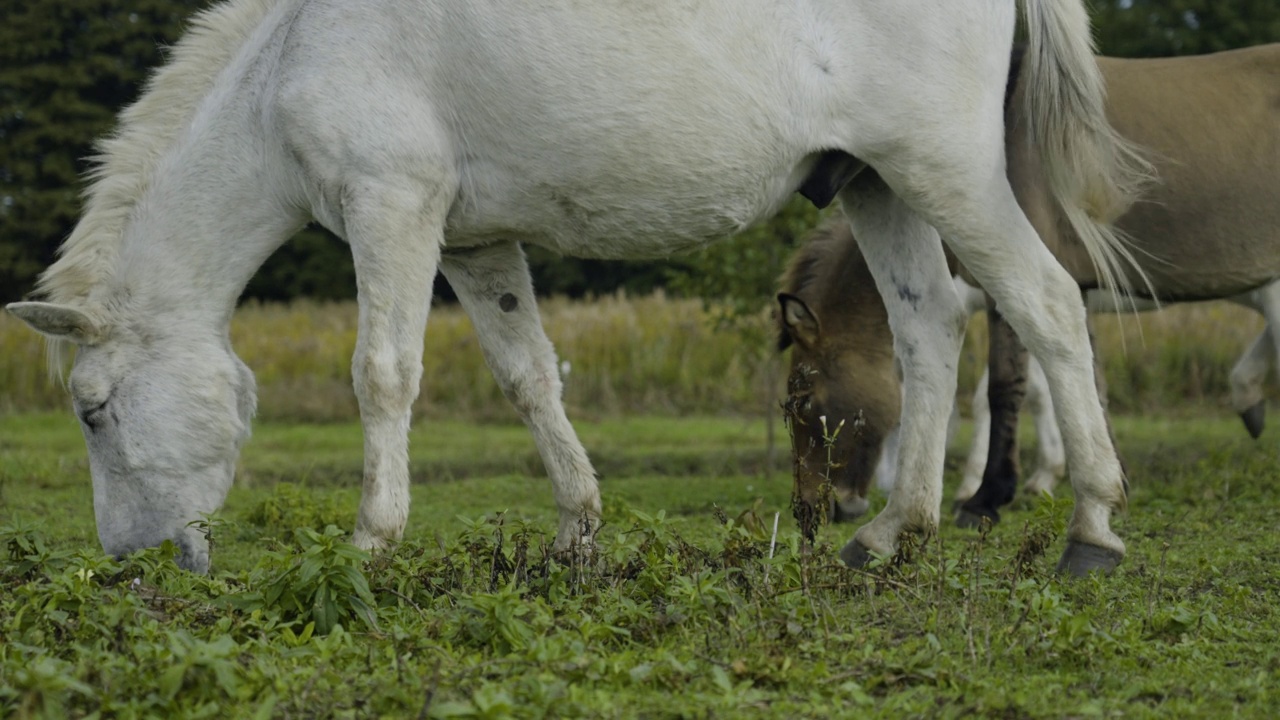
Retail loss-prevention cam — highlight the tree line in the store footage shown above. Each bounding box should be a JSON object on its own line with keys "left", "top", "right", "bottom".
{"left": 3, "top": 0, "right": 1277, "bottom": 305}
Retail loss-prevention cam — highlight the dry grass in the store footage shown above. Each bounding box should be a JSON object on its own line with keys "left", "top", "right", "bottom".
{"left": 0, "top": 293, "right": 774, "bottom": 421}
{"left": 0, "top": 294, "right": 1269, "bottom": 420}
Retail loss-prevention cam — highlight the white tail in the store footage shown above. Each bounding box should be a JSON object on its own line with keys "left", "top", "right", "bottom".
{"left": 1020, "top": 0, "right": 1157, "bottom": 308}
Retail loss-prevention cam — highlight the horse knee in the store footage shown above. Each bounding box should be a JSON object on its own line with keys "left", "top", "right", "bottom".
{"left": 499, "top": 366, "right": 561, "bottom": 417}
{"left": 353, "top": 350, "right": 421, "bottom": 411}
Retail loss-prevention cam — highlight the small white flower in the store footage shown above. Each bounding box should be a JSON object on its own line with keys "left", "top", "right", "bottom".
{"left": 560, "top": 360, "right": 572, "bottom": 378}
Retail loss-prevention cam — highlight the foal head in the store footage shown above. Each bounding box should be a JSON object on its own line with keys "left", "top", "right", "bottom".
{"left": 778, "top": 221, "right": 901, "bottom": 521}
{"left": 8, "top": 301, "right": 256, "bottom": 573}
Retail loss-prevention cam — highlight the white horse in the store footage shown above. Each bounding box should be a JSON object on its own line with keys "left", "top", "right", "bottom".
{"left": 876, "top": 278, "right": 1280, "bottom": 500}
{"left": 5, "top": 0, "right": 1145, "bottom": 575}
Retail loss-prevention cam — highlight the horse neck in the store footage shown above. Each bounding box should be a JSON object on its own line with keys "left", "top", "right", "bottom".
{"left": 111, "top": 115, "right": 304, "bottom": 330}
{"left": 823, "top": 241, "right": 895, "bottom": 357}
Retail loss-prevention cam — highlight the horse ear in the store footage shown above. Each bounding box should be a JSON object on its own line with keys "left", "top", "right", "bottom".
{"left": 777, "top": 293, "right": 821, "bottom": 349}
{"left": 6, "top": 301, "right": 105, "bottom": 345}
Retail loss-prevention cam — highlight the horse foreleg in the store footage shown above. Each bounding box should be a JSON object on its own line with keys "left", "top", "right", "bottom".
{"left": 1023, "top": 354, "right": 1065, "bottom": 496}
{"left": 837, "top": 180, "right": 967, "bottom": 567}
{"left": 957, "top": 304, "right": 1027, "bottom": 528}
{"left": 346, "top": 180, "right": 447, "bottom": 552}
{"left": 950, "top": 276, "right": 991, "bottom": 501}
{"left": 957, "top": 369, "right": 989, "bottom": 504}
{"left": 957, "top": 341, "right": 1064, "bottom": 506}
{"left": 440, "top": 242, "right": 601, "bottom": 553}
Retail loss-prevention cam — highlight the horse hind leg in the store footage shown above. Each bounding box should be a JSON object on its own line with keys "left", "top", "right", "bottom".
{"left": 344, "top": 178, "right": 450, "bottom": 552}
{"left": 440, "top": 242, "right": 601, "bottom": 552}
{"left": 957, "top": 304, "right": 1028, "bottom": 528}
{"left": 887, "top": 150, "right": 1127, "bottom": 576}
{"left": 1231, "top": 330, "right": 1271, "bottom": 439}
{"left": 1229, "top": 282, "right": 1280, "bottom": 438}
{"left": 836, "top": 177, "right": 968, "bottom": 567}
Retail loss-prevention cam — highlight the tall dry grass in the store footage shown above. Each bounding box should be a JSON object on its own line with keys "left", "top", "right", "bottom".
{"left": 0, "top": 294, "right": 1270, "bottom": 420}
{"left": 956, "top": 300, "right": 1271, "bottom": 415}
{"left": 0, "top": 293, "right": 773, "bottom": 421}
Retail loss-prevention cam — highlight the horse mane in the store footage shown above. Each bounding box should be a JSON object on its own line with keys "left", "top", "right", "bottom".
{"left": 776, "top": 218, "right": 861, "bottom": 352}
{"left": 34, "top": 0, "right": 282, "bottom": 374}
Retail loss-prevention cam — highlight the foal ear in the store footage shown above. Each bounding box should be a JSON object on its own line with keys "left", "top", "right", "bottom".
{"left": 6, "top": 302, "right": 105, "bottom": 345}
{"left": 777, "top": 293, "right": 821, "bottom": 349}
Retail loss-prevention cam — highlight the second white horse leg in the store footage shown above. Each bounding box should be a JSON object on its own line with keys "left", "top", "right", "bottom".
{"left": 440, "top": 242, "right": 601, "bottom": 551}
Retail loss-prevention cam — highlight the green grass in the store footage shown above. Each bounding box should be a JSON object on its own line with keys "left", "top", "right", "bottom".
{"left": 3, "top": 411, "right": 1279, "bottom": 718}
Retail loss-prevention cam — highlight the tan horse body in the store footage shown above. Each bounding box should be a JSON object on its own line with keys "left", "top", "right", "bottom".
{"left": 780, "top": 44, "right": 1280, "bottom": 518}
{"left": 1017, "top": 46, "right": 1280, "bottom": 297}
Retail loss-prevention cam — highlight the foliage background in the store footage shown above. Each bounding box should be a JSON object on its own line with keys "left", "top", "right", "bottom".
{"left": 2, "top": 0, "right": 1278, "bottom": 305}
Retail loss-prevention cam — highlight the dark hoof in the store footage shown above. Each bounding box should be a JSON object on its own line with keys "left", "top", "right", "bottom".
{"left": 839, "top": 539, "right": 876, "bottom": 568}
{"left": 955, "top": 506, "right": 999, "bottom": 530}
{"left": 1055, "top": 541, "right": 1123, "bottom": 577}
{"left": 1241, "top": 401, "right": 1265, "bottom": 440}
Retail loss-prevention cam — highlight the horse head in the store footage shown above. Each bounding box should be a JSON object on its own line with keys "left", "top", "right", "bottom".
{"left": 7, "top": 300, "right": 257, "bottom": 573}
{"left": 776, "top": 223, "right": 902, "bottom": 523}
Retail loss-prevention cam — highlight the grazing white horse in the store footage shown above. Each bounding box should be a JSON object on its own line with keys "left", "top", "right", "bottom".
{"left": 6, "top": 0, "right": 1145, "bottom": 575}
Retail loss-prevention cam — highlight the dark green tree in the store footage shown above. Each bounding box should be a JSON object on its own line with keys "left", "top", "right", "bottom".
{"left": 1093, "top": 0, "right": 1280, "bottom": 57}
{"left": 0, "top": 0, "right": 204, "bottom": 302}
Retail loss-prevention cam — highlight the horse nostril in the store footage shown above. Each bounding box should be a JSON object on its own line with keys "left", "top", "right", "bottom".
{"left": 171, "top": 534, "right": 210, "bottom": 574}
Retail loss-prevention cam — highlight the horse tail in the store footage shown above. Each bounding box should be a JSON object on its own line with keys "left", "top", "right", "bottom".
{"left": 1019, "top": 0, "right": 1156, "bottom": 305}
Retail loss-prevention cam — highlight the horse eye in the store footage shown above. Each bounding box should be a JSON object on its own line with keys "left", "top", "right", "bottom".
{"left": 77, "top": 399, "right": 110, "bottom": 429}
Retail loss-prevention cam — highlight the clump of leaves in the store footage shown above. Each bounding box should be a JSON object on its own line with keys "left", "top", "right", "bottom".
{"left": 1, "top": 522, "right": 74, "bottom": 582}
{"left": 232, "top": 526, "right": 376, "bottom": 634}
{"left": 452, "top": 582, "right": 550, "bottom": 654}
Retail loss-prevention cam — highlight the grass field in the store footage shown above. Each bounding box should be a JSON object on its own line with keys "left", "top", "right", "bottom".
{"left": 3, "top": 409, "right": 1279, "bottom": 718}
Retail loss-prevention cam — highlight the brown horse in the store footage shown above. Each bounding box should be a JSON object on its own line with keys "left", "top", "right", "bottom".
{"left": 780, "top": 43, "right": 1280, "bottom": 527}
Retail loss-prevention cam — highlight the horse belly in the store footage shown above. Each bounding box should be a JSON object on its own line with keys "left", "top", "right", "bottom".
{"left": 445, "top": 151, "right": 814, "bottom": 259}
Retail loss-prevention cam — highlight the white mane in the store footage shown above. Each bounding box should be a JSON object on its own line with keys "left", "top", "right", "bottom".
{"left": 36, "top": 0, "right": 283, "bottom": 372}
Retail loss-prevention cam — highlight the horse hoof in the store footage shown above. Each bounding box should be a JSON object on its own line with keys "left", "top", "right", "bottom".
{"left": 839, "top": 539, "right": 875, "bottom": 568}
{"left": 1241, "top": 401, "right": 1265, "bottom": 439}
{"left": 955, "top": 507, "right": 998, "bottom": 530}
{"left": 1055, "top": 541, "right": 1123, "bottom": 577}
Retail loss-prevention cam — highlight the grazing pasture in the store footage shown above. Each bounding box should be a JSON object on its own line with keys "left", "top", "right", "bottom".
{"left": 3, "top": 296, "right": 1280, "bottom": 717}
{"left": 3, "top": 412, "right": 1279, "bottom": 717}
